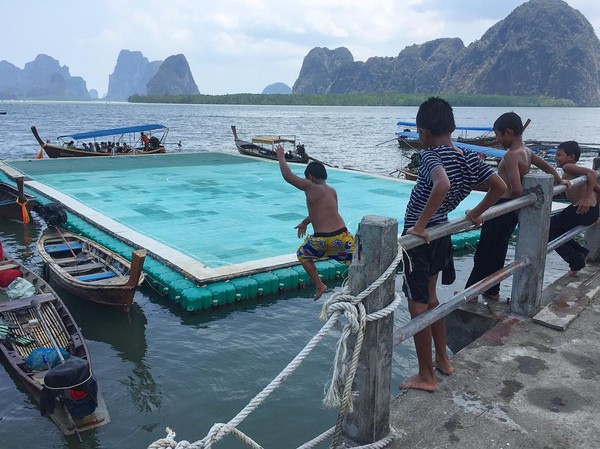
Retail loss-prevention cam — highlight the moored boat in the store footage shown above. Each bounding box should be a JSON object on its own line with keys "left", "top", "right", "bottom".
{"left": 231, "top": 125, "right": 310, "bottom": 163}
{"left": 396, "top": 121, "right": 500, "bottom": 149}
{"left": 31, "top": 124, "right": 168, "bottom": 158}
{"left": 0, "top": 256, "right": 110, "bottom": 436}
{"left": 37, "top": 227, "right": 146, "bottom": 314}
{"left": 0, "top": 177, "right": 36, "bottom": 222}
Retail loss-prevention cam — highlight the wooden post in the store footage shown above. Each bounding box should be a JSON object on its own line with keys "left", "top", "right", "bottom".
{"left": 511, "top": 173, "right": 553, "bottom": 317}
{"left": 342, "top": 215, "right": 397, "bottom": 445}
{"left": 585, "top": 158, "right": 600, "bottom": 262}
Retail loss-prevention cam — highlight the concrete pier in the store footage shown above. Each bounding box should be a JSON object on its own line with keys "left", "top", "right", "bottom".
{"left": 387, "top": 262, "right": 600, "bottom": 448}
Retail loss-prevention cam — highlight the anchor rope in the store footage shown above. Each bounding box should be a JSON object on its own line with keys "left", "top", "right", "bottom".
{"left": 147, "top": 240, "right": 408, "bottom": 449}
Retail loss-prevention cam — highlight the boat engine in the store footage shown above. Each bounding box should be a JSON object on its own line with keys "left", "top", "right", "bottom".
{"left": 40, "top": 357, "right": 98, "bottom": 419}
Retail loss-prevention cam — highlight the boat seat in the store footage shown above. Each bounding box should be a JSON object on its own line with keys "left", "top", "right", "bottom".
{"left": 55, "top": 254, "right": 94, "bottom": 265}
{"left": 45, "top": 243, "right": 83, "bottom": 254}
{"left": 0, "top": 263, "right": 19, "bottom": 271}
{"left": 62, "top": 262, "right": 106, "bottom": 274}
{"left": 75, "top": 272, "right": 117, "bottom": 282}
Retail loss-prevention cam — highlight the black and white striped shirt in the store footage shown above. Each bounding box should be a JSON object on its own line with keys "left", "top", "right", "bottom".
{"left": 404, "top": 145, "right": 495, "bottom": 227}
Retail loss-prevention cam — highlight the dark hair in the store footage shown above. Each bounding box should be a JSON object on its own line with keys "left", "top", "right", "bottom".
{"left": 415, "top": 97, "right": 455, "bottom": 136}
{"left": 304, "top": 161, "right": 327, "bottom": 180}
{"left": 557, "top": 140, "right": 581, "bottom": 162}
{"left": 493, "top": 112, "right": 523, "bottom": 136}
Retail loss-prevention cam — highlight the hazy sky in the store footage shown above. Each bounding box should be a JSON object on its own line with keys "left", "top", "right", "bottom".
{"left": 3, "top": 0, "right": 600, "bottom": 97}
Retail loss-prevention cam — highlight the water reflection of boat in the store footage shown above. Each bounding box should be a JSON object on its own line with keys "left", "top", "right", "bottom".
{"left": 61, "top": 292, "right": 161, "bottom": 412}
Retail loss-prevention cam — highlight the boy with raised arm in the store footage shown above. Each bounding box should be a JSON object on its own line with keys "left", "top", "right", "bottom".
{"left": 549, "top": 141, "right": 599, "bottom": 275}
{"left": 275, "top": 145, "right": 354, "bottom": 300}
{"left": 465, "top": 112, "right": 567, "bottom": 300}
{"left": 400, "top": 97, "right": 506, "bottom": 392}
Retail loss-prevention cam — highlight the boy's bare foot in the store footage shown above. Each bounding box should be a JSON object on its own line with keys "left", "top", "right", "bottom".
{"left": 399, "top": 374, "right": 438, "bottom": 392}
{"left": 568, "top": 270, "right": 580, "bottom": 277}
{"left": 434, "top": 360, "right": 454, "bottom": 376}
{"left": 314, "top": 284, "right": 328, "bottom": 301}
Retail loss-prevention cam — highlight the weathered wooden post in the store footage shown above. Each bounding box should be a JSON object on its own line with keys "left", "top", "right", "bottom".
{"left": 342, "top": 215, "right": 397, "bottom": 445}
{"left": 585, "top": 158, "right": 600, "bottom": 262}
{"left": 511, "top": 173, "right": 553, "bottom": 316}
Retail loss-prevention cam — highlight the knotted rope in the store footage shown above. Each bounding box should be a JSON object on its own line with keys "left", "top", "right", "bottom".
{"left": 148, "top": 239, "right": 408, "bottom": 449}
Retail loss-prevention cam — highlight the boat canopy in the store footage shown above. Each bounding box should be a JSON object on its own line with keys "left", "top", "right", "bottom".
{"left": 397, "top": 121, "right": 493, "bottom": 132}
{"left": 395, "top": 131, "right": 506, "bottom": 159}
{"left": 252, "top": 136, "right": 295, "bottom": 145}
{"left": 58, "top": 124, "right": 167, "bottom": 141}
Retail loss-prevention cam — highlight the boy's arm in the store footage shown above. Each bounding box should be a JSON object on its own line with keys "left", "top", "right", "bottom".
{"left": 276, "top": 145, "right": 311, "bottom": 190}
{"left": 406, "top": 166, "right": 450, "bottom": 243}
{"left": 531, "top": 154, "right": 566, "bottom": 186}
{"left": 563, "top": 163, "right": 597, "bottom": 214}
{"left": 466, "top": 174, "right": 507, "bottom": 225}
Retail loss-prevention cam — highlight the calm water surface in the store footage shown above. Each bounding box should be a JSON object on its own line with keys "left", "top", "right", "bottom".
{"left": 0, "top": 102, "right": 598, "bottom": 448}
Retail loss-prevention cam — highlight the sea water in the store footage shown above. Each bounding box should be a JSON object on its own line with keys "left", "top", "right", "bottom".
{"left": 0, "top": 102, "right": 598, "bottom": 448}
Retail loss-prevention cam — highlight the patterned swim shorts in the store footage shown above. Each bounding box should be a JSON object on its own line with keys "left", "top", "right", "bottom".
{"left": 297, "top": 227, "right": 354, "bottom": 265}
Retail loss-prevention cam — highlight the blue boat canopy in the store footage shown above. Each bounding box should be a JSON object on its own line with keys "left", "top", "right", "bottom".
{"left": 58, "top": 124, "right": 167, "bottom": 141}
{"left": 397, "top": 121, "right": 493, "bottom": 132}
{"left": 395, "top": 131, "right": 507, "bottom": 159}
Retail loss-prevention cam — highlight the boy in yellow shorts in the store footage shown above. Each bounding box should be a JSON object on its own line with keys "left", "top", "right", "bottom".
{"left": 276, "top": 145, "right": 354, "bottom": 300}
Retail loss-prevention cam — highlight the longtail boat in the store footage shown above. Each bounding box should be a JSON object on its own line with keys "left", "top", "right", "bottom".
{"left": 231, "top": 125, "right": 310, "bottom": 163}
{"left": 37, "top": 228, "right": 146, "bottom": 313}
{"left": 0, "top": 257, "right": 110, "bottom": 436}
{"left": 396, "top": 121, "right": 500, "bottom": 149}
{"left": 31, "top": 124, "right": 168, "bottom": 158}
{"left": 0, "top": 177, "right": 36, "bottom": 222}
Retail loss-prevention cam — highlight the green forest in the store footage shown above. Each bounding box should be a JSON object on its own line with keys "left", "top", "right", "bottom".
{"left": 129, "top": 93, "right": 575, "bottom": 107}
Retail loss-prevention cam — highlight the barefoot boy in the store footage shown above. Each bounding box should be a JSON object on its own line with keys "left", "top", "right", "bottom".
{"left": 549, "top": 141, "right": 599, "bottom": 275}
{"left": 400, "top": 97, "right": 506, "bottom": 392}
{"left": 465, "top": 112, "right": 567, "bottom": 300}
{"left": 276, "top": 145, "right": 354, "bottom": 300}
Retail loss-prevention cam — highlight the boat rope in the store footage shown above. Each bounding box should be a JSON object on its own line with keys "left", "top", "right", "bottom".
{"left": 147, "top": 240, "right": 408, "bottom": 449}
{"left": 15, "top": 197, "right": 30, "bottom": 224}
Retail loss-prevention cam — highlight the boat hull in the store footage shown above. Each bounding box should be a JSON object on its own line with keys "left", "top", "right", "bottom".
{"left": 234, "top": 140, "right": 309, "bottom": 163}
{"left": 37, "top": 228, "right": 146, "bottom": 314}
{"left": 0, "top": 259, "right": 110, "bottom": 435}
{"left": 41, "top": 143, "right": 166, "bottom": 158}
{"left": 0, "top": 183, "right": 36, "bottom": 220}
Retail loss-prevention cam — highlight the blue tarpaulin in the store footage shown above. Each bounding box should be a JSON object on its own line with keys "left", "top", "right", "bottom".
{"left": 58, "top": 124, "right": 167, "bottom": 141}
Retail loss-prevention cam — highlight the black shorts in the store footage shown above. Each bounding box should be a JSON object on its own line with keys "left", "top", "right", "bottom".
{"left": 402, "top": 230, "right": 454, "bottom": 304}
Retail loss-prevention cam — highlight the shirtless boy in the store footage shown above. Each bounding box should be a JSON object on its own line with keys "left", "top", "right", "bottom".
{"left": 465, "top": 112, "right": 567, "bottom": 300}
{"left": 275, "top": 145, "right": 354, "bottom": 300}
{"left": 549, "top": 141, "right": 599, "bottom": 274}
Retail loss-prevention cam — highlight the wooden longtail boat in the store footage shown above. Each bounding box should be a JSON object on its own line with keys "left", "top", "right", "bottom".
{"left": 231, "top": 125, "right": 310, "bottom": 163}
{"left": 0, "top": 177, "right": 36, "bottom": 222}
{"left": 31, "top": 124, "right": 168, "bottom": 158}
{"left": 396, "top": 121, "right": 500, "bottom": 150}
{"left": 0, "top": 258, "right": 110, "bottom": 436}
{"left": 37, "top": 228, "right": 146, "bottom": 313}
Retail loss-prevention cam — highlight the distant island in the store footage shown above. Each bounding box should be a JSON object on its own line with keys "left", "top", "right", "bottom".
{"left": 1, "top": 0, "right": 599, "bottom": 105}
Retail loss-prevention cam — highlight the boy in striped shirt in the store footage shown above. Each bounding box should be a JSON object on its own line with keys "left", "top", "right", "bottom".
{"left": 400, "top": 97, "right": 506, "bottom": 392}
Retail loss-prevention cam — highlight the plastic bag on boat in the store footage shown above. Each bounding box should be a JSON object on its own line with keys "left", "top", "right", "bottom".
{"left": 6, "top": 277, "right": 35, "bottom": 299}
{"left": 25, "top": 347, "right": 70, "bottom": 371}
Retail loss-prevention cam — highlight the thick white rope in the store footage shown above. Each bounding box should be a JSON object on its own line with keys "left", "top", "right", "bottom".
{"left": 147, "top": 240, "right": 408, "bottom": 449}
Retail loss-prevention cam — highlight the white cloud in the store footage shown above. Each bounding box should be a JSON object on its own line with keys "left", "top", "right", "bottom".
{"left": 2, "top": 0, "right": 600, "bottom": 96}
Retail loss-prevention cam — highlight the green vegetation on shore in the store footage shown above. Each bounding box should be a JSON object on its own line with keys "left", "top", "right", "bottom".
{"left": 129, "top": 92, "right": 575, "bottom": 107}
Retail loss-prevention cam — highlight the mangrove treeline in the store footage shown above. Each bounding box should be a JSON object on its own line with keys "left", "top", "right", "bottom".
{"left": 128, "top": 93, "right": 575, "bottom": 107}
